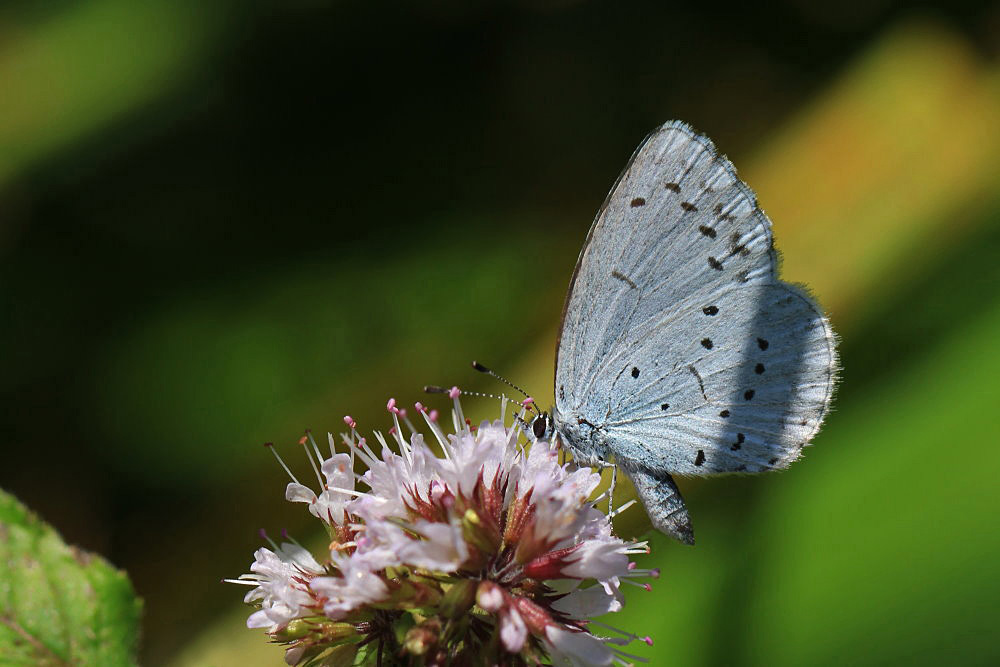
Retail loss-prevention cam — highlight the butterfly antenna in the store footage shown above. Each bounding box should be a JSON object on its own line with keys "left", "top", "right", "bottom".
{"left": 425, "top": 382, "right": 536, "bottom": 413}
{"left": 471, "top": 361, "right": 536, "bottom": 406}
{"left": 424, "top": 384, "right": 536, "bottom": 428}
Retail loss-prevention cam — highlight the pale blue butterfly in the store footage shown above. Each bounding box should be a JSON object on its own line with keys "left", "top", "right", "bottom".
{"left": 533, "top": 121, "right": 838, "bottom": 544}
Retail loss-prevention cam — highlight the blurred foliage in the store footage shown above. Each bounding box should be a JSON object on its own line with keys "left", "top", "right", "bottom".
{"left": 1, "top": 1, "right": 998, "bottom": 666}
{"left": 0, "top": 0, "right": 228, "bottom": 187}
{"left": 91, "top": 231, "right": 563, "bottom": 485}
{"left": 750, "top": 22, "right": 1000, "bottom": 320}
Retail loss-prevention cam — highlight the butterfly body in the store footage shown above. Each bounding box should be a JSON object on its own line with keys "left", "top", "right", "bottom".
{"left": 549, "top": 121, "right": 838, "bottom": 544}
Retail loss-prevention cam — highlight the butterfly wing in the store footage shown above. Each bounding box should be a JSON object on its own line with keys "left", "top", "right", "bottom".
{"left": 554, "top": 121, "right": 837, "bottom": 539}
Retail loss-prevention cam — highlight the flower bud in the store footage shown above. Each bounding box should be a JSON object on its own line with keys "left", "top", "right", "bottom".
{"left": 440, "top": 579, "right": 478, "bottom": 619}
{"left": 273, "top": 619, "right": 312, "bottom": 641}
{"left": 404, "top": 618, "right": 442, "bottom": 656}
{"left": 476, "top": 580, "right": 505, "bottom": 613}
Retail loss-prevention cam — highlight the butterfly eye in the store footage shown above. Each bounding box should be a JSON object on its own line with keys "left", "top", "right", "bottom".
{"left": 532, "top": 415, "right": 549, "bottom": 440}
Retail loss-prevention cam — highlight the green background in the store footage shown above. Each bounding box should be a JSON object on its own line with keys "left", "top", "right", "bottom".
{"left": 1, "top": 2, "right": 998, "bottom": 665}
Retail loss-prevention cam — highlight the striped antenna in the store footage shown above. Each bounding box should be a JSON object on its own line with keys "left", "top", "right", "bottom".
{"left": 471, "top": 361, "right": 534, "bottom": 404}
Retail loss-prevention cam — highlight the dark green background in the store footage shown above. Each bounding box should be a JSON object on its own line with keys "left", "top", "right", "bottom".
{"left": 1, "top": 2, "right": 998, "bottom": 665}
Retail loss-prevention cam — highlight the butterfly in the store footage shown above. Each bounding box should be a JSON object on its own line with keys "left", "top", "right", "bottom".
{"left": 533, "top": 121, "right": 838, "bottom": 545}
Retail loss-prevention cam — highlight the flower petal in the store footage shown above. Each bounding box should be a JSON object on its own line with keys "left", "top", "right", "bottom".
{"left": 551, "top": 581, "right": 623, "bottom": 617}
{"left": 284, "top": 482, "right": 316, "bottom": 504}
{"left": 545, "top": 626, "right": 614, "bottom": 667}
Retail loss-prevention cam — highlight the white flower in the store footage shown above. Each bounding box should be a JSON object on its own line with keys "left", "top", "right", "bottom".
{"left": 500, "top": 605, "right": 528, "bottom": 653}
{"left": 551, "top": 581, "right": 624, "bottom": 617}
{"left": 476, "top": 581, "right": 504, "bottom": 612}
{"left": 237, "top": 543, "right": 323, "bottom": 633}
{"left": 311, "top": 556, "right": 390, "bottom": 620}
{"left": 546, "top": 626, "right": 615, "bottom": 667}
{"left": 562, "top": 536, "right": 630, "bottom": 580}
{"left": 285, "top": 448, "right": 355, "bottom": 525}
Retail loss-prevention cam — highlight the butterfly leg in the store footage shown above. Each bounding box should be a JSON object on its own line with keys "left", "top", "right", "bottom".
{"left": 608, "top": 460, "right": 618, "bottom": 515}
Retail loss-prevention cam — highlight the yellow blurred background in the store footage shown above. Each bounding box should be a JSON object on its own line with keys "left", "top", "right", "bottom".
{"left": 1, "top": 1, "right": 998, "bottom": 665}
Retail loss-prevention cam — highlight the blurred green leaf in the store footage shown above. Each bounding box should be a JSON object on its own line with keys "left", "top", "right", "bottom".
{"left": 0, "top": 488, "right": 142, "bottom": 666}
{"left": 0, "top": 0, "right": 227, "bottom": 186}
{"left": 89, "top": 226, "right": 565, "bottom": 485}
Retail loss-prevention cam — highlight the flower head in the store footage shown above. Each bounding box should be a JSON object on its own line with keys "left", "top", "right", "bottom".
{"left": 229, "top": 392, "right": 657, "bottom": 665}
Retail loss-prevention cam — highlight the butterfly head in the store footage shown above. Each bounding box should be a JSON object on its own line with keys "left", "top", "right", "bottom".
{"left": 531, "top": 412, "right": 554, "bottom": 441}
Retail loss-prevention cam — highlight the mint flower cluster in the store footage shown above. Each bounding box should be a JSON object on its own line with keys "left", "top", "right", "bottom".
{"left": 229, "top": 390, "right": 656, "bottom": 666}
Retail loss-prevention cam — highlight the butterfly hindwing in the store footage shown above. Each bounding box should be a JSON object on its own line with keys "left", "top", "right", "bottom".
{"left": 601, "top": 283, "right": 836, "bottom": 475}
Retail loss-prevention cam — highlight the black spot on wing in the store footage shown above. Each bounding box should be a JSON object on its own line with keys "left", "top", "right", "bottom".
{"left": 708, "top": 257, "right": 724, "bottom": 271}
{"left": 631, "top": 366, "right": 640, "bottom": 378}
{"left": 630, "top": 197, "right": 646, "bottom": 207}
{"left": 665, "top": 182, "right": 681, "bottom": 193}
{"left": 694, "top": 450, "right": 706, "bottom": 466}
{"left": 703, "top": 305, "right": 719, "bottom": 316}
{"left": 687, "top": 365, "right": 707, "bottom": 400}
{"left": 730, "top": 433, "right": 745, "bottom": 451}
{"left": 698, "top": 225, "right": 717, "bottom": 239}
{"left": 701, "top": 338, "right": 713, "bottom": 349}
{"left": 611, "top": 270, "right": 637, "bottom": 289}
{"left": 713, "top": 203, "right": 737, "bottom": 222}
{"left": 681, "top": 202, "right": 698, "bottom": 212}
{"left": 719, "top": 409, "right": 730, "bottom": 418}
{"left": 755, "top": 363, "right": 765, "bottom": 374}
{"left": 660, "top": 402, "right": 670, "bottom": 411}
{"left": 744, "top": 389, "right": 755, "bottom": 400}
{"left": 757, "top": 338, "right": 769, "bottom": 350}
{"left": 729, "top": 233, "right": 750, "bottom": 257}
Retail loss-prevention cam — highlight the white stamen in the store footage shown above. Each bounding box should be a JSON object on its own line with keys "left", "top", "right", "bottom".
{"left": 588, "top": 620, "right": 652, "bottom": 647}
{"left": 301, "top": 435, "right": 324, "bottom": 488}
{"left": 268, "top": 446, "right": 299, "bottom": 485}
{"left": 401, "top": 412, "right": 418, "bottom": 435}
{"left": 372, "top": 430, "right": 391, "bottom": 455}
{"left": 608, "top": 499, "right": 636, "bottom": 518}
{"left": 307, "top": 432, "right": 326, "bottom": 475}
{"left": 611, "top": 646, "right": 650, "bottom": 663}
{"left": 329, "top": 486, "right": 369, "bottom": 498}
{"left": 388, "top": 411, "right": 413, "bottom": 464}
{"left": 420, "top": 408, "right": 451, "bottom": 459}
{"left": 343, "top": 434, "right": 378, "bottom": 468}
{"left": 450, "top": 387, "right": 466, "bottom": 431}
{"left": 223, "top": 577, "right": 259, "bottom": 586}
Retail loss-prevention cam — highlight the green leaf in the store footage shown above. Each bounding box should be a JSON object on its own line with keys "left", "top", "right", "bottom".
{"left": 0, "top": 489, "right": 142, "bottom": 666}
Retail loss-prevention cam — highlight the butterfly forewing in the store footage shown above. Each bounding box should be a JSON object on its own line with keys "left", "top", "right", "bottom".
{"left": 555, "top": 121, "right": 837, "bottom": 479}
